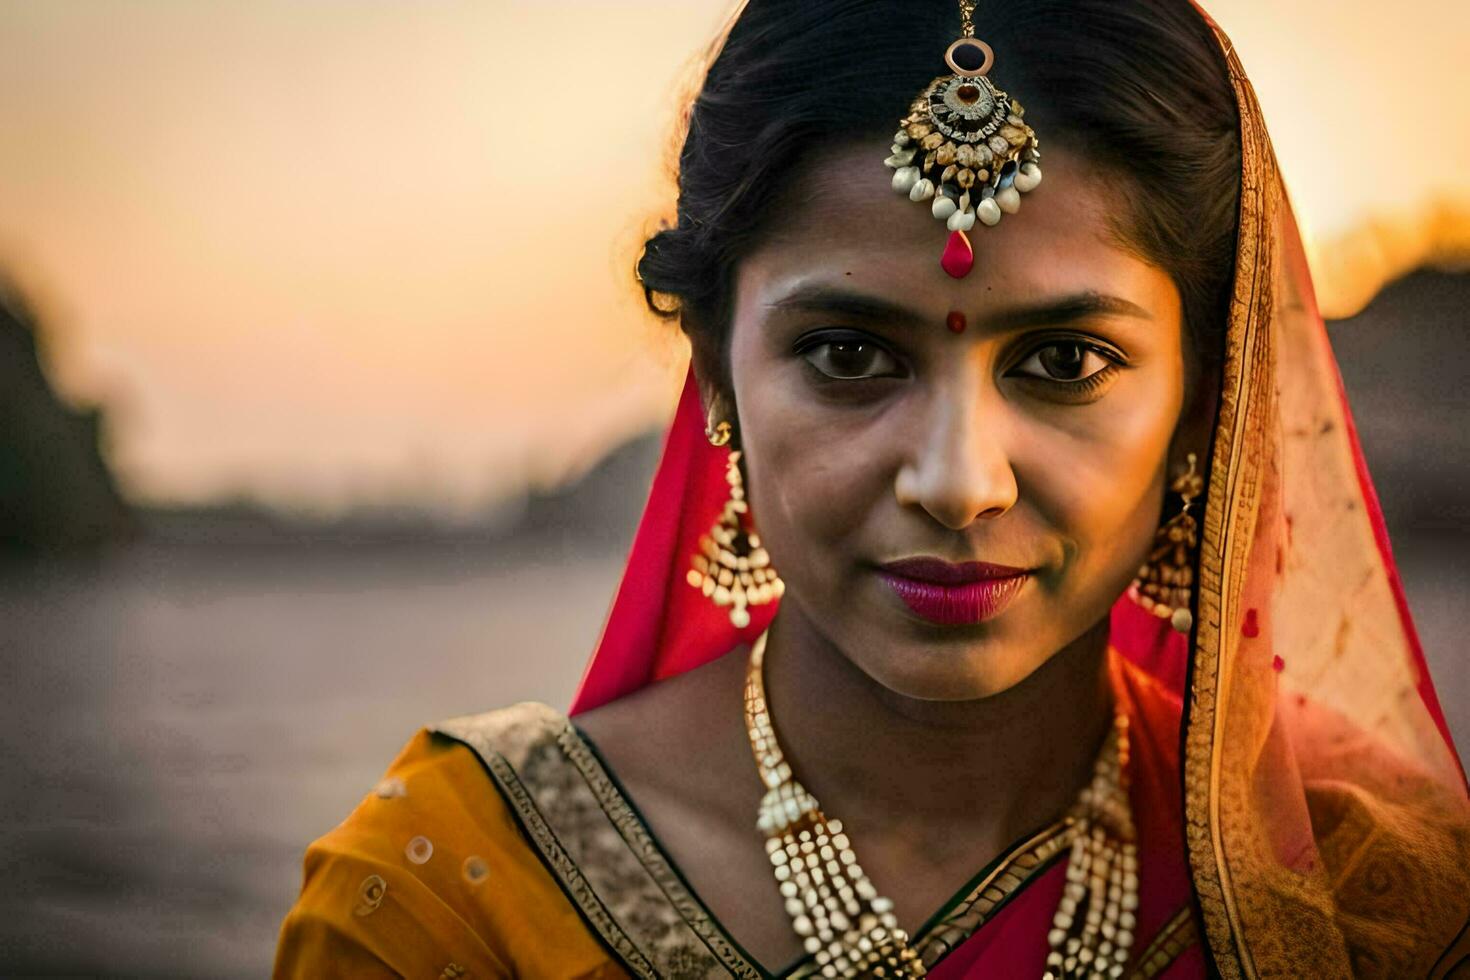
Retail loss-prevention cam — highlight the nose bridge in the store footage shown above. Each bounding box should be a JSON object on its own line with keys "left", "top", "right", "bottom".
{"left": 901, "top": 360, "right": 1018, "bottom": 528}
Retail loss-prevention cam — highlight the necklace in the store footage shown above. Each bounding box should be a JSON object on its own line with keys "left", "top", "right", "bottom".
{"left": 743, "top": 629, "right": 1139, "bottom": 979}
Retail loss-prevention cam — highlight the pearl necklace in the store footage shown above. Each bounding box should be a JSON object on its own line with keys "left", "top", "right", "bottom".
{"left": 743, "top": 629, "right": 1139, "bottom": 979}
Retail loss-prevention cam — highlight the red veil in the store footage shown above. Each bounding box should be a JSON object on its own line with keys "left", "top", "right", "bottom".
{"left": 568, "top": 6, "right": 1470, "bottom": 977}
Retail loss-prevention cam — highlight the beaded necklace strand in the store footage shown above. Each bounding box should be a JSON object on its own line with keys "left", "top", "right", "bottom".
{"left": 744, "top": 629, "right": 1139, "bottom": 978}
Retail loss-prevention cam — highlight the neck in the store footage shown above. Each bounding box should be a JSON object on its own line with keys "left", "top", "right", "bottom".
{"left": 759, "top": 607, "right": 1114, "bottom": 856}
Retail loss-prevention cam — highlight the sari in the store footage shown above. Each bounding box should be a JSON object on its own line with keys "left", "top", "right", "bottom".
{"left": 273, "top": 5, "right": 1470, "bottom": 977}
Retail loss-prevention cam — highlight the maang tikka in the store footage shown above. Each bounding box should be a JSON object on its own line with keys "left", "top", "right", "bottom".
{"left": 884, "top": 0, "right": 1042, "bottom": 279}
{"left": 687, "top": 412, "right": 784, "bottom": 628}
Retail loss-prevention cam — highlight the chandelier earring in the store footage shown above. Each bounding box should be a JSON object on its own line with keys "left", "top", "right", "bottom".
{"left": 687, "top": 414, "right": 784, "bottom": 628}
{"left": 1129, "top": 452, "right": 1203, "bottom": 633}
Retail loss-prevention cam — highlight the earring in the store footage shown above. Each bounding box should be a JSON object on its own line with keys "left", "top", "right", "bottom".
{"left": 1129, "top": 452, "right": 1203, "bottom": 634}
{"left": 687, "top": 419, "right": 784, "bottom": 628}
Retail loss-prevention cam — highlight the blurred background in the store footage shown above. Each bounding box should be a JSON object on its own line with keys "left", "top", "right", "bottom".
{"left": 0, "top": 0, "right": 1466, "bottom": 975}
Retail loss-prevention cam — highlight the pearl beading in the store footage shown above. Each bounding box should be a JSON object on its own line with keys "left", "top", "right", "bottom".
{"left": 746, "top": 631, "right": 927, "bottom": 978}
{"left": 744, "top": 629, "right": 1138, "bottom": 979}
{"left": 1044, "top": 711, "right": 1138, "bottom": 980}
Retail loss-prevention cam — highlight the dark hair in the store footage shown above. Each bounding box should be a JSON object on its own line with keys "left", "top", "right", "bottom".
{"left": 636, "top": 0, "right": 1240, "bottom": 410}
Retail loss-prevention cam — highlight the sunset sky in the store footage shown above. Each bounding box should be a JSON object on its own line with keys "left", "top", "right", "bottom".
{"left": 1, "top": 0, "right": 1466, "bottom": 518}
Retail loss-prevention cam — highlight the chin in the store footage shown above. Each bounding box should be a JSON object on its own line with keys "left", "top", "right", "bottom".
{"left": 865, "top": 640, "right": 1042, "bottom": 702}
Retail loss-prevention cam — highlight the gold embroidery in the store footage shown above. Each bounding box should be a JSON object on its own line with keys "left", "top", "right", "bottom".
{"left": 1183, "top": 22, "right": 1278, "bottom": 980}
{"left": 436, "top": 706, "right": 753, "bottom": 980}
{"left": 555, "top": 722, "right": 763, "bottom": 980}
{"left": 353, "top": 873, "right": 387, "bottom": 917}
{"left": 1127, "top": 906, "right": 1198, "bottom": 979}
{"left": 914, "top": 820, "right": 1076, "bottom": 969}
{"left": 482, "top": 751, "right": 658, "bottom": 977}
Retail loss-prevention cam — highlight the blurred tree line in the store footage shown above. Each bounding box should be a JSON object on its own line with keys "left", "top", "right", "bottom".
{"left": 0, "top": 283, "right": 133, "bottom": 553}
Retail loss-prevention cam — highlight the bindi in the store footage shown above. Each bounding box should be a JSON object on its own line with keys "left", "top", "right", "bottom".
{"left": 946, "top": 310, "right": 967, "bottom": 334}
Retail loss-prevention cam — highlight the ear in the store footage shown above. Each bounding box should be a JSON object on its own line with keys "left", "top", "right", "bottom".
{"left": 1169, "top": 367, "right": 1218, "bottom": 477}
{"left": 690, "top": 363, "right": 732, "bottom": 446}
{"left": 682, "top": 310, "right": 735, "bottom": 433}
{"left": 694, "top": 370, "right": 725, "bottom": 425}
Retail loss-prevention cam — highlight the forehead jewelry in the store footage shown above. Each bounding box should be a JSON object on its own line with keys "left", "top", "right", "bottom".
{"left": 884, "top": 0, "right": 1042, "bottom": 279}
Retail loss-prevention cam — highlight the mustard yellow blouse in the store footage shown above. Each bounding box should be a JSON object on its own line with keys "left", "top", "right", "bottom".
{"left": 273, "top": 710, "right": 627, "bottom": 979}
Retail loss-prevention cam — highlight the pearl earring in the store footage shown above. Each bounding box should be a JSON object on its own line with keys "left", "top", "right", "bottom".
{"left": 1129, "top": 452, "right": 1203, "bottom": 633}
{"left": 687, "top": 418, "right": 784, "bottom": 628}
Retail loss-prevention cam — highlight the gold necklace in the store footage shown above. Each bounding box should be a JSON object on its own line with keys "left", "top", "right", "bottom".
{"left": 743, "top": 629, "right": 1138, "bottom": 979}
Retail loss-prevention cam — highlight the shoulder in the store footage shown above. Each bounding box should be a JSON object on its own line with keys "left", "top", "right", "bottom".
{"left": 431, "top": 693, "right": 767, "bottom": 980}
{"left": 432, "top": 699, "right": 573, "bottom": 772}
{"left": 571, "top": 647, "right": 755, "bottom": 819}
{"left": 274, "top": 703, "right": 615, "bottom": 979}
{"left": 327, "top": 700, "right": 578, "bottom": 880}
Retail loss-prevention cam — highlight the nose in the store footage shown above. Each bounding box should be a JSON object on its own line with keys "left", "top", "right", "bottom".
{"left": 894, "top": 378, "right": 1018, "bottom": 530}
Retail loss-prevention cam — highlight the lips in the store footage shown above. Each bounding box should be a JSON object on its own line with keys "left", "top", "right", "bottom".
{"left": 877, "top": 557, "right": 1032, "bottom": 625}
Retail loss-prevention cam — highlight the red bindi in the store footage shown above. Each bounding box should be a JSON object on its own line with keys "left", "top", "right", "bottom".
{"left": 946, "top": 310, "right": 967, "bottom": 334}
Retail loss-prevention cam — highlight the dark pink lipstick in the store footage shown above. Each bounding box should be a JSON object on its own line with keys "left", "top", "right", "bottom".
{"left": 877, "top": 557, "right": 1032, "bottom": 625}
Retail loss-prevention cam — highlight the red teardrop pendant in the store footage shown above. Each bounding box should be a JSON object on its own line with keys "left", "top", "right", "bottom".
{"left": 940, "top": 229, "right": 973, "bottom": 279}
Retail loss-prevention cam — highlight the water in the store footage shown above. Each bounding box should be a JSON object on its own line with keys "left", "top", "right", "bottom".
{"left": 0, "top": 541, "right": 623, "bottom": 978}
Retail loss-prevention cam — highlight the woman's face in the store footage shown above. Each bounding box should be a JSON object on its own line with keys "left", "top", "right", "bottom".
{"left": 722, "top": 143, "right": 1197, "bottom": 701}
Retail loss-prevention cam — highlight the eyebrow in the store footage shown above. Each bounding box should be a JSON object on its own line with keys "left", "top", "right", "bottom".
{"left": 766, "top": 285, "right": 1153, "bottom": 331}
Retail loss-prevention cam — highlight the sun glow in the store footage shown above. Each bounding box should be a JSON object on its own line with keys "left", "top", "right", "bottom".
{"left": 0, "top": 0, "right": 1464, "bottom": 514}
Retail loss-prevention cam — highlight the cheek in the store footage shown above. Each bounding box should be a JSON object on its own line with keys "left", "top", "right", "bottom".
{"left": 737, "top": 375, "right": 876, "bottom": 558}
{"left": 1025, "top": 371, "right": 1181, "bottom": 576}
{"left": 728, "top": 328, "right": 890, "bottom": 573}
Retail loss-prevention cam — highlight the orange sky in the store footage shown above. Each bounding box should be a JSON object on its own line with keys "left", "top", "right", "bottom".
{"left": 1, "top": 0, "right": 1466, "bottom": 517}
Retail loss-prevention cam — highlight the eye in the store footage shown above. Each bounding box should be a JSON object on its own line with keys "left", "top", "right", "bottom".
{"left": 1010, "top": 340, "right": 1117, "bottom": 384}
{"left": 800, "top": 337, "right": 904, "bottom": 381}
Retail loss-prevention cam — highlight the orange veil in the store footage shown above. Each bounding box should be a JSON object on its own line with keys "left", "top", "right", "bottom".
{"left": 568, "top": 5, "right": 1470, "bottom": 976}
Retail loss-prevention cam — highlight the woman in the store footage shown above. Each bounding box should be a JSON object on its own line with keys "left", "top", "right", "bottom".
{"left": 274, "top": 0, "right": 1470, "bottom": 976}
